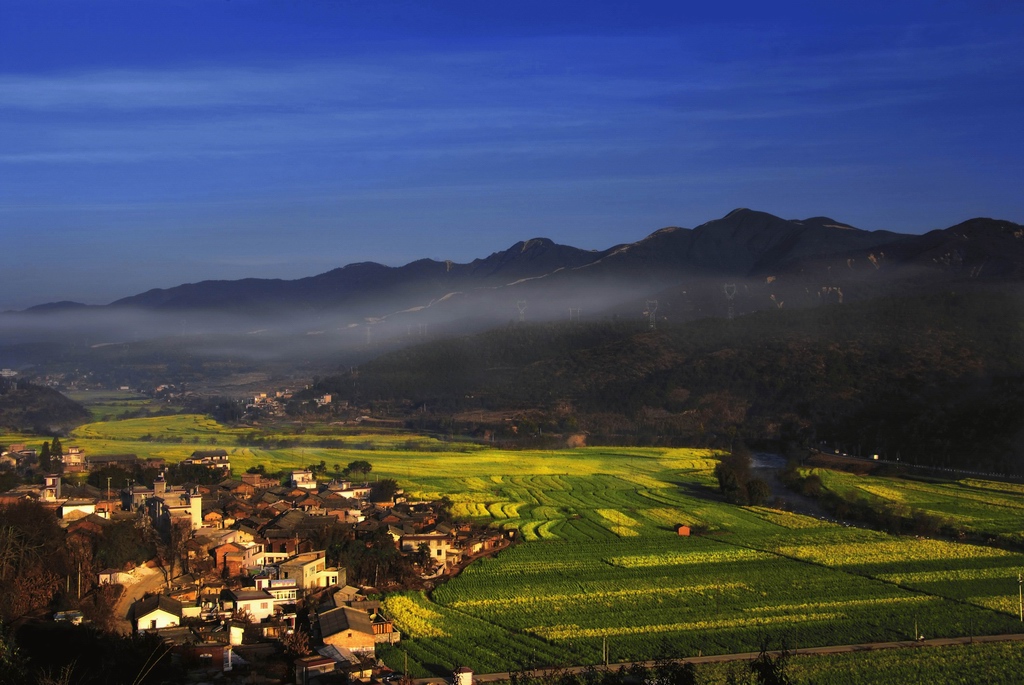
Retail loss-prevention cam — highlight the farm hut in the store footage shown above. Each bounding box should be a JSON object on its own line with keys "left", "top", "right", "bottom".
{"left": 674, "top": 524, "right": 691, "bottom": 537}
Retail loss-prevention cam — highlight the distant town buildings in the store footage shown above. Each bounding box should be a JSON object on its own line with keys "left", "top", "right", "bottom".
{"left": 184, "top": 449, "right": 231, "bottom": 472}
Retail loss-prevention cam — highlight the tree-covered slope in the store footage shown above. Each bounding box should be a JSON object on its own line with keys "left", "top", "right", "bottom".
{"left": 0, "top": 378, "right": 90, "bottom": 433}
{"left": 310, "top": 289, "right": 1024, "bottom": 472}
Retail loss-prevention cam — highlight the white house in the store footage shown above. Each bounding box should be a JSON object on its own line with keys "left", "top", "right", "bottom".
{"left": 278, "top": 551, "right": 343, "bottom": 590}
{"left": 400, "top": 531, "right": 459, "bottom": 568}
{"left": 290, "top": 470, "right": 317, "bottom": 490}
{"left": 129, "top": 595, "right": 183, "bottom": 633}
{"left": 60, "top": 498, "right": 99, "bottom": 521}
{"left": 255, "top": 576, "right": 298, "bottom": 603}
{"left": 227, "top": 589, "right": 278, "bottom": 623}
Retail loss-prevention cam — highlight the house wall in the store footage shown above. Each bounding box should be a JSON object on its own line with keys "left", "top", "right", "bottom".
{"left": 315, "top": 569, "right": 341, "bottom": 588}
{"left": 280, "top": 556, "right": 324, "bottom": 588}
{"left": 137, "top": 609, "right": 180, "bottom": 632}
{"left": 401, "top": 535, "right": 453, "bottom": 559}
{"left": 235, "top": 597, "right": 276, "bottom": 622}
{"left": 323, "top": 628, "right": 376, "bottom": 654}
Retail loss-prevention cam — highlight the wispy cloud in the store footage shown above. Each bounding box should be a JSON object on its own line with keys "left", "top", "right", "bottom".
{"left": 1, "top": 22, "right": 1021, "bottom": 311}
{"left": 3, "top": 32, "right": 1016, "bottom": 165}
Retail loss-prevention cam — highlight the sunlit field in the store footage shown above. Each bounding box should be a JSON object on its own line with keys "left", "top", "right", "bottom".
{"left": 808, "top": 468, "right": 1024, "bottom": 543}
{"left": 377, "top": 459, "right": 1024, "bottom": 676}
{"left": 7, "top": 416, "right": 1024, "bottom": 677}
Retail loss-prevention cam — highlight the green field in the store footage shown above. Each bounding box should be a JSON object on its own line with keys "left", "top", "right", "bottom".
{"left": 4, "top": 414, "right": 469, "bottom": 471}
{"left": 809, "top": 468, "right": 1024, "bottom": 543}
{"left": 694, "top": 640, "right": 1024, "bottom": 684}
{"left": 65, "top": 389, "right": 177, "bottom": 421}
{"left": 374, "top": 453, "right": 1024, "bottom": 676}
{"left": 6, "top": 416, "right": 1024, "bottom": 679}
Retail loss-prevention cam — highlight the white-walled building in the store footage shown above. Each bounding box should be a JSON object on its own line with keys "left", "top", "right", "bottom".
{"left": 278, "top": 551, "right": 343, "bottom": 590}
{"left": 129, "top": 595, "right": 183, "bottom": 633}
{"left": 290, "top": 470, "right": 317, "bottom": 490}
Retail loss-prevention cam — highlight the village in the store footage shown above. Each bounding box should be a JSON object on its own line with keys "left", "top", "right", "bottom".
{"left": 0, "top": 442, "right": 510, "bottom": 684}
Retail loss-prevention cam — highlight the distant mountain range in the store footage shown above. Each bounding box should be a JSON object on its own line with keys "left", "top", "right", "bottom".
{"left": 19, "top": 209, "right": 1024, "bottom": 326}
{"left": 4, "top": 209, "right": 1023, "bottom": 466}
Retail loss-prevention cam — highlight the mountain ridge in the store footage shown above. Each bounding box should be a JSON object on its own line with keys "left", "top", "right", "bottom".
{"left": 12, "top": 209, "right": 1024, "bottom": 327}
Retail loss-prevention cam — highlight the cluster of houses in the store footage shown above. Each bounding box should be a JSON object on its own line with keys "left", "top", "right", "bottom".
{"left": 0, "top": 447, "right": 229, "bottom": 521}
{"left": 122, "top": 550, "right": 386, "bottom": 681}
{"left": 0, "top": 443, "right": 208, "bottom": 475}
{"left": 248, "top": 390, "right": 294, "bottom": 418}
{"left": 5, "top": 459, "right": 506, "bottom": 683}
{"left": 0, "top": 443, "right": 38, "bottom": 469}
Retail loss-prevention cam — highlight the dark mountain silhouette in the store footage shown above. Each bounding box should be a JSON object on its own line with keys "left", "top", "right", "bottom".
{"left": 3, "top": 209, "right": 1022, "bottom": 374}
{"left": 109, "top": 236, "right": 603, "bottom": 314}
{"left": 99, "top": 209, "right": 1020, "bottom": 321}
{"left": 565, "top": 209, "right": 902, "bottom": 279}
{"left": 22, "top": 301, "right": 93, "bottom": 314}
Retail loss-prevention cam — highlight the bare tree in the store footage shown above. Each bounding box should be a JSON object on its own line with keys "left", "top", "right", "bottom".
{"left": 281, "top": 627, "right": 312, "bottom": 659}
{"left": 151, "top": 519, "right": 192, "bottom": 588}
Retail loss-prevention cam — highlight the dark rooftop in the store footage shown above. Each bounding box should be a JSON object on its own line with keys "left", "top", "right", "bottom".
{"left": 318, "top": 606, "right": 373, "bottom": 638}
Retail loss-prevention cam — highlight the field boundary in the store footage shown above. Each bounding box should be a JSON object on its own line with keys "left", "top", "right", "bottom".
{"left": 410, "top": 632, "right": 1024, "bottom": 684}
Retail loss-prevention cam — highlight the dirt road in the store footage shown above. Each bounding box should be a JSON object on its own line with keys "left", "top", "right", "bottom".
{"left": 111, "top": 563, "right": 168, "bottom": 634}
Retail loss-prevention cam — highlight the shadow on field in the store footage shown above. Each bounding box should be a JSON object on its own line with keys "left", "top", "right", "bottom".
{"left": 674, "top": 480, "right": 722, "bottom": 501}
{"left": 424, "top": 662, "right": 454, "bottom": 677}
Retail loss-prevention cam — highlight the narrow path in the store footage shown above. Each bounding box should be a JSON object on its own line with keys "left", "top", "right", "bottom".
{"left": 410, "top": 632, "right": 1024, "bottom": 684}
{"left": 111, "top": 562, "right": 166, "bottom": 634}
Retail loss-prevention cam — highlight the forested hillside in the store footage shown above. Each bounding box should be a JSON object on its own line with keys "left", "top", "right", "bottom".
{"left": 0, "top": 378, "right": 90, "bottom": 434}
{"left": 308, "top": 290, "right": 1024, "bottom": 473}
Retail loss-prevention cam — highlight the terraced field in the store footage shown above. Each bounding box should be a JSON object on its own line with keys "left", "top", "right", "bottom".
{"left": 9, "top": 415, "right": 1024, "bottom": 678}
{"left": 375, "top": 455, "right": 1024, "bottom": 676}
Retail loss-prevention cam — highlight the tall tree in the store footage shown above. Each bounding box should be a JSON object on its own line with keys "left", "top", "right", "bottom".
{"left": 38, "top": 442, "right": 51, "bottom": 472}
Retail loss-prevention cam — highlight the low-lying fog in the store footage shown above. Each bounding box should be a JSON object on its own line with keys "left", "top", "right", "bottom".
{"left": 0, "top": 277, "right": 674, "bottom": 374}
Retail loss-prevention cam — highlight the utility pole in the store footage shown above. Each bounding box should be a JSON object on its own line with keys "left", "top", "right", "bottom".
{"left": 1018, "top": 573, "right": 1022, "bottom": 622}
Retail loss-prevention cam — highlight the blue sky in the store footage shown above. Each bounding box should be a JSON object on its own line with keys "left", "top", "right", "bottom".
{"left": 1, "top": 0, "right": 1022, "bottom": 310}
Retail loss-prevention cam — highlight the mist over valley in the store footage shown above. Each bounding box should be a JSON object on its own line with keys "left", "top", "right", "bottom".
{"left": 4, "top": 209, "right": 1023, "bottom": 472}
